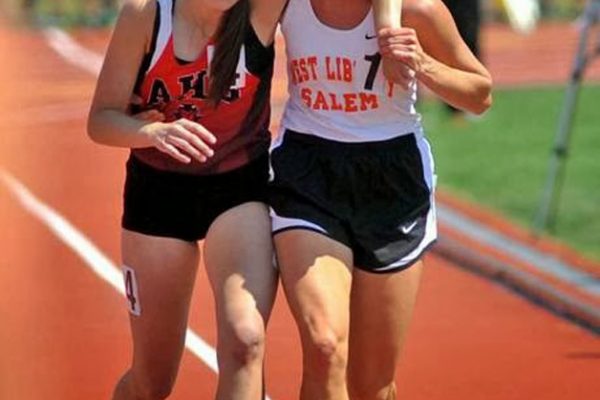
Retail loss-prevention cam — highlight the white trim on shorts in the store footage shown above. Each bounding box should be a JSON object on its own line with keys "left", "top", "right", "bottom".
{"left": 270, "top": 208, "right": 329, "bottom": 235}
{"left": 375, "top": 135, "right": 437, "bottom": 271}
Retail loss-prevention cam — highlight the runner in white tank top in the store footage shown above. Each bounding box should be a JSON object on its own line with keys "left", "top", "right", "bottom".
{"left": 277, "top": 0, "right": 421, "bottom": 143}
{"left": 269, "top": 1, "right": 492, "bottom": 399}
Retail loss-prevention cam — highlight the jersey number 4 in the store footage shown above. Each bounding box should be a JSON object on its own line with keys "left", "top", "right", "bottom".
{"left": 124, "top": 267, "right": 141, "bottom": 316}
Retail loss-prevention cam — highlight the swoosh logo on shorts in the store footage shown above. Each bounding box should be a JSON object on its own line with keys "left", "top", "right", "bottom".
{"left": 365, "top": 33, "right": 377, "bottom": 40}
{"left": 400, "top": 220, "right": 419, "bottom": 234}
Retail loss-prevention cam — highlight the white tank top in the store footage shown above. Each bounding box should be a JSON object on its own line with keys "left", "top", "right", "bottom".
{"left": 278, "top": 0, "right": 423, "bottom": 143}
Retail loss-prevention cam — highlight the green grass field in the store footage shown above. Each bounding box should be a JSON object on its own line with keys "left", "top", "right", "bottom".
{"left": 422, "top": 84, "right": 600, "bottom": 261}
{"left": 3, "top": 0, "right": 117, "bottom": 26}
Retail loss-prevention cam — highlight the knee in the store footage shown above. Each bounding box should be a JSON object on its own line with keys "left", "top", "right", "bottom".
{"left": 224, "top": 320, "right": 266, "bottom": 366}
{"left": 305, "top": 328, "right": 348, "bottom": 374}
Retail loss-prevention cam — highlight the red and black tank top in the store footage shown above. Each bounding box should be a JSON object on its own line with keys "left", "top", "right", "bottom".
{"left": 131, "top": 0, "right": 274, "bottom": 174}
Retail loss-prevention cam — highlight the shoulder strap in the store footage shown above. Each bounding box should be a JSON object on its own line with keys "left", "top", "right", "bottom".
{"left": 148, "top": 0, "right": 174, "bottom": 71}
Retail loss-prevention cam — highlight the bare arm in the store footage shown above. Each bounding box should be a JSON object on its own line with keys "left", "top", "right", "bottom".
{"left": 88, "top": 0, "right": 216, "bottom": 163}
{"left": 375, "top": 0, "right": 492, "bottom": 114}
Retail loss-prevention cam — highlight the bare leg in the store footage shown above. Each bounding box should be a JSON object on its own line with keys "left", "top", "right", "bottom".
{"left": 276, "top": 230, "right": 353, "bottom": 400}
{"left": 347, "top": 261, "right": 423, "bottom": 400}
{"left": 113, "top": 230, "right": 199, "bottom": 400}
{"left": 204, "top": 202, "right": 278, "bottom": 400}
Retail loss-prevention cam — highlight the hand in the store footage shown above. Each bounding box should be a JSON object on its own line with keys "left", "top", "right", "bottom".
{"left": 142, "top": 119, "right": 217, "bottom": 164}
{"left": 378, "top": 27, "right": 423, "bottom": 89}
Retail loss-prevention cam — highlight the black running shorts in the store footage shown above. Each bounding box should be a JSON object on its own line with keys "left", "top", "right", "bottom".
{"left": 122, "top": 153, "right": 269, "bottom": 242}
{"left": 269, "top": 130, "right": 437, "bottom": 273}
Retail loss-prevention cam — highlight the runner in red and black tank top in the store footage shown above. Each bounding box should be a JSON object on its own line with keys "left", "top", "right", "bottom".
{"left": 87, "top": 0, "right": 286, "bottom": 398}
{"left": 133, "top": 0, "right": 274, "bottom": 174}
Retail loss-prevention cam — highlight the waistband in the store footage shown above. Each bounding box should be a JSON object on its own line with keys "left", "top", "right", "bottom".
{"left": 127, "top": 152, "right": 268, "bottom": 184}
{"left": 281, "top": 129, "right": 418, "bottom": 154}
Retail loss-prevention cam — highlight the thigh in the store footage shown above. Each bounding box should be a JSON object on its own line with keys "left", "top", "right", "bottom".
{"left": 348, "top": 261, "right": 424, "bottom": 381}
{"left": 204, "top": 202, "right": 278, "bottom": 329}
{"left": 275, "top": 229, "right": 353, "bottom": 343}
{"left": 121, "top": 229, "right": 200, "bottom": 380}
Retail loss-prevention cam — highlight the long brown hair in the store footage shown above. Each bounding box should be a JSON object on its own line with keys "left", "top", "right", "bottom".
{"left": 208, "top": 0, "right": 250, "bottom": 106}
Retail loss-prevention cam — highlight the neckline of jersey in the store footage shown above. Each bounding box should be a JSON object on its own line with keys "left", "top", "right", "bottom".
{"left": 305, "top": 0, "right": 374, "bottom": 35}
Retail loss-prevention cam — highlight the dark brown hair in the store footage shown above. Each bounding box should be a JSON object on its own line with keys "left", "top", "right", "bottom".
{"left": 208, "top": 0, "right": 250, "bottom": 106}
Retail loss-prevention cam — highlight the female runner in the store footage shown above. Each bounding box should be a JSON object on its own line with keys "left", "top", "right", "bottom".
{"left": 88, "top": 0, "right": 285, "bottom": 398}
{"left": 268, "top": 0, "right": 492, "bottom": 398}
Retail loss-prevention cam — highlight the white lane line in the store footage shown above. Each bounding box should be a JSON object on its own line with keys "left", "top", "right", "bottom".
{"left": 43, "top": 27, "right": 103, "bottom": 76}
{"left": 0, "top": 168, "right": 218, "bottom": 373}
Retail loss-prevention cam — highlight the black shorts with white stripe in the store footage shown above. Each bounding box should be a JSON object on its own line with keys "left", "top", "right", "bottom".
{"left": 268, "top": 130, "right": 437, "bottom": 273}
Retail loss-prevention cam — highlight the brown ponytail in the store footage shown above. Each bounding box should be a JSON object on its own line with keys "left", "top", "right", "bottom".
{"left": 208, "top": 0, "right": 250, "bottom": 106}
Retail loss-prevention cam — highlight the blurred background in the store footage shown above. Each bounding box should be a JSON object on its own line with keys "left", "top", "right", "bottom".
{"left": 0, "top": 0, "right": 591, "bottom": 27}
